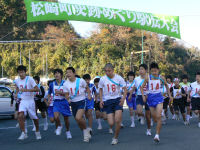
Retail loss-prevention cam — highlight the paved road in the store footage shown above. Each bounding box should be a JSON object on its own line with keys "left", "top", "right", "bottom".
{"left": 0, "top": 109, "right": 200, "bottom": 150}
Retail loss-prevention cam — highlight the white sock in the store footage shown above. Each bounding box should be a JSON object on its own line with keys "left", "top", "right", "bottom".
{"left": 186, "top": 115, "right": 190, "bottom": 121}
{"left": 97, "top": 119, "right": 101, "bottom": 126}
{"left": 83, "top": 129, "right": 87, "bottom": 135}
{"left": 155, "top": 134, "right": 159, "bottom": 138}
{"left": 131, "top": 116, "right": 134, "bottom": 123}
{"left": 44, "top": 117, "right": 48, "bottom": 125}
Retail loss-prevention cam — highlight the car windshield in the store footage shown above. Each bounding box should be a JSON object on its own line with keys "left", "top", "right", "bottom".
{"left": 0, "top": 88, "right": 11, "bottom": 98}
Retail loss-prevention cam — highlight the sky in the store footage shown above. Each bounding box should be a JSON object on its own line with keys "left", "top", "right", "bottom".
{"left": 59, "top": 0, "right": 200, "bottom": 49}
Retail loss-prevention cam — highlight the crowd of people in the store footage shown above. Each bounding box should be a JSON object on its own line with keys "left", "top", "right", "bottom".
{"left": 11, "top": 63, "right": 200, "bottom": 145}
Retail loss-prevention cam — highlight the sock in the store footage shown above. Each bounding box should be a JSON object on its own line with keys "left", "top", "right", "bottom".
{"left": 97, "top": 119, "right": 101, "bottom": 126}
{"left": 44, "top": 117, "right": 48, "bottom": 125}
{"left": 131, "top": 116, "right": 134, "bottom": 123}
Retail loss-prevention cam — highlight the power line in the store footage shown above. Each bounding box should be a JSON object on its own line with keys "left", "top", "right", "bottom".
{"left": 0, "top": 22, "right": 28, "bottom": 40}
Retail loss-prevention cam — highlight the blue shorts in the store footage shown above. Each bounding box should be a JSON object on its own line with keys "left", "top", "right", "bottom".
{"left": 86, "top": 98, "right": 94, "bottom": 110}
{"left": 53, "top": 99, "right": 72, "bottom": 117}
{"left": 48, "top": 106, "right": 54, "bottom": 118}
{"left": 71, "top": 100, "right": 86, "bottom": 117}
{"left": 104, "top": 97, "right": 123, "bottom": 114}
{"left": 126, "top": 93, "right": 136, "bottom": 110}
{"left": 147, "top": 93, "right": 164, "bottom": 108}
{"left": 136, "top": 95, "right": 150, "bottom": 110}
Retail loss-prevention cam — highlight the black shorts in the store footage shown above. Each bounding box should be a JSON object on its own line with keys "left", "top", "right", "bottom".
{"left": 173, "top": 98, "right": 185, "bottom": 113}
{"left": 94, "top": 101, "right": 101, "bottom": 111}
{"left": 35, "top": 100, "right": 47, "bottom": 112}
{"left": 163, "top": 97, "right": 169, "bottom": 109}
{"left": 182, "top": 96, "right": 190, "bottom": 107}
{"left": 191, "top": 97, "right": 200, "bottom": 111}
{"left": 15, "top": 103, "right": 19, "bottom": 111}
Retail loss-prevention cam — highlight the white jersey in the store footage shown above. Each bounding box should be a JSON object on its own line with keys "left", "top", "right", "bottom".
{"left": 148, "top": 76, "right": 162, "bottom": 94}
{"left": 190, "top": 81, "right": 200, "bottom": 98}
{"left": 15, "top": 76, "right": 37, "bottom": 101}
{"left": 163, "top": 83, "right": 174, "bottom": 97}
{"left": 180, "top": 82, "right": 190, "bottom": 94}
{"left": 126, "top": 80, "right": 136, "bottom": 93}
{"left": 63, "top": 78, "right": 87, "bottom": 102}
{"left": 134, "top": 76, "right": 147, "bottom": 95}
{"left": 172, "top": 87, "right": 183, "bottom": 99}
{"left": 44, "top": 91, "right": 53, "bottom": 106}
{"left": 98, "top": 74, "right": 126, "bottom": 101}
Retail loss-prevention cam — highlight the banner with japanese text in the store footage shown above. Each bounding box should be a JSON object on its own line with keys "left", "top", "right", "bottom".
{"left": 24, "top": 0, "right": 181, "bottom": 39}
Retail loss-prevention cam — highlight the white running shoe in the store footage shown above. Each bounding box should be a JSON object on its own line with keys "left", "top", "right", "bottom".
{"left": 35, "top": 132, "right": 42, "bottom": 140}
{"left": 66, "top": 131, "right": 72, "bottom": 139}
{"left": 18, "top": 132, "right": 28, "bottom": 140}
{"left": 109, "top": 128, "right": 113, "bottom": 134}
{"left": 130, "top": 122, "right": 135, "bottom": 128}
{"left": 172, "top": 115, "right": 176, "bottom": 120}
{"left": 146, "top": 129, "right": 152, "bottom": 136}
{"left": 56, "top": 126, "right": 62, "bottom": 135}
{"left": 111, "top": 138, "right": 118, "bottom": 145}
{"left": 43, "top": 123, "right": 48, "bottom": 131}
{"left": 154, "top": 135, "right": 160, "bottom": 143}
{"left": 83, "top": 129, "right": 91, "bottom": 142}
{"left": 121, "top": 123, "right": 124, "bottom": 128}
{"left": 97, "top": 124, "right": 102, "bottom": 130}
{"left": 140, "top": 117, "right": 145, "bottom": 125}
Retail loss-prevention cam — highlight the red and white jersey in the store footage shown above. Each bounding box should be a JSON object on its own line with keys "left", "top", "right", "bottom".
{"left": 63, "top": 78, "right": 87, "bottom": 102}
{"left": 190, "top": 81, "right": 200, "bottom": 98}
{"left": 15, "top": 76, "right": 37, "bottom": 101}
{"left": 134, "top": 76, "right": 147, "bottom": 95}
{"left": 98, "top": 74, "right": 126, "bottom": 101}
{"left": 148, "top": 76, "right": 162, "bottom": 94}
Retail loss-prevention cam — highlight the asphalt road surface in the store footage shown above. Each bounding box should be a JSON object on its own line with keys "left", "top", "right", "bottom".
{"left": 0, "top": 109, "right": 200, "bottom": 150}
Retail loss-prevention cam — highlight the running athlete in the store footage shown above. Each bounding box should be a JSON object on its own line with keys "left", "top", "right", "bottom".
{"left": 99, "top": 63, "right": 127, "bottom": 145}
{"left": 187, "top": 72, "right": 200, "bottom": 127}
{"left": 170, "top": 78, "right": 187, "bottom": 124}
{"left": 141, "top": 62, "right": 171, "bottom": 143}
{"left": 93, "top": 78, "right": 103, "bottom": 130}
{"left": 64, "top": 67, "right": 92, "bottom": 142}
{"left": 48, "top": 69, "right": 72, "bottom": 139}
{"left": 180, "top": 74, "right": 191, "bottom": 123}
{"left": 130, "top": 64, "right": 152, "bottom": 136}
{"left": 83, "top": 74, "right": 95, "bottom": 134}
{"left": 15, "top": 65, "right": 41, "bottom": 140}
{"left": 126, "top": 71, "right": 137, "bottom": 128}
{"left": 33, "top": 76, "right": 47, "bottom": 131}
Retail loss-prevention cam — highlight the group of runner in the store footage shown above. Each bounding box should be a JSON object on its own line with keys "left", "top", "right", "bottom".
{"left": 12, "top": 63, "right": 200, "bottom": 145}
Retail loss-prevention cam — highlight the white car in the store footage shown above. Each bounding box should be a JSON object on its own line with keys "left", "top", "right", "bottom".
{"left": 0, "top": 86, "right": 15, "bottom": 118}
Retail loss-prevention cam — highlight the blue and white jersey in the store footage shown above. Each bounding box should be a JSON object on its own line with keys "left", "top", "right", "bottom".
{"left": 48, "top": 80, "right": 65, "bottom": 100}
